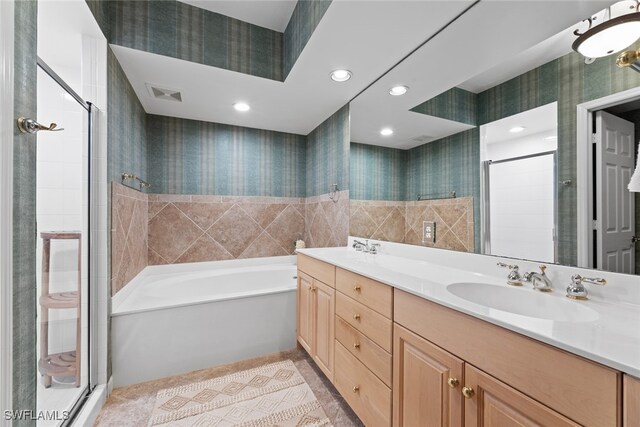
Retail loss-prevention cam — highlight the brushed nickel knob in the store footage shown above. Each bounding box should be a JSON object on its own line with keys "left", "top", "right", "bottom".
{"left": 462, "top": 386, "right": 474, "bottom": 399}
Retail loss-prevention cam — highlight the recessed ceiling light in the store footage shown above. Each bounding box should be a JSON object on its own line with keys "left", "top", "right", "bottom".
{"left": 330, "top": 69, "right": 352, "bottom": 82}
{"left": 544, "top": 135, "right": 558, "bottom": 140}
{"left": 509, "top": 126, "right": 526, "bottom": 133}
{"left": 233, "top": 102, "right": 250, "bottom": 112}
{"left": 380, "top": 128, "right": 393, "bottom": 136}
{"left": 389, "top": 85, "right": 409, "bottom": 96}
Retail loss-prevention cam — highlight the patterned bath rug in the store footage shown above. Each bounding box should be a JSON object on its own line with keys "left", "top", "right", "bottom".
{"left": 147, "top": 360, "right": 333, "bottom": 427}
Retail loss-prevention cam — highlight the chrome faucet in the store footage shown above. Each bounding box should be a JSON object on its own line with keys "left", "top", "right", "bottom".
{"left": 497, "top": 262, "right": 522, "bottom": 286}
{"left": 566, "top": 274, "right": 607, "bottom": 300}
{"left": 352, "top": 239, "right": 381, "bottom": 254}
{"left": 523, "top": 265, "right": 552, "bottom": 292}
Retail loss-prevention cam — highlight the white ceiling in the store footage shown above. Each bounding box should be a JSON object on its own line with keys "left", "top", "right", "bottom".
{"left": 114, "top": 0, "right": 475, "bottom": 136}
{"left": 481, "top": 102, "right": 557, "bottom": 146}
{"left": 178, "top": 0, "right": 297, "bottom": 32}
{"left": 350, "top": 0, "right": 612, "bottom": 150}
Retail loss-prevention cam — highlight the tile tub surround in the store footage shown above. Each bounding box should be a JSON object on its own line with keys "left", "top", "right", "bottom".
{"left": 147, "top": 194, "right": 306, "bottom": 265}
{"left": 94, "top": 349, "right": 363, "bottom": 427}
{"left": 304, "top": 190, "right": 350, "bottom": 248}
{"left": 111, "top": 183, "right": 148, "bottom": 296}
{"left": 350, "top": 197, "right": 475, "bottom": 252}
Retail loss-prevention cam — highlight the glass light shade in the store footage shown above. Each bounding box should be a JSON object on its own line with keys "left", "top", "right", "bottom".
{"left": 573, "top": 14, "right": 640, "bottom": 58}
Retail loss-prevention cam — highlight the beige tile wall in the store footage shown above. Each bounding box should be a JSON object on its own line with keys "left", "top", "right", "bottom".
{"left": 111, "top": 183, "right": 149, "bottom": 296}
{"left": 147, "top": 194, "right": 306, "bottom": 265}
{"left": 350, "top": 197, "right": 475, "bottom": 253}
{"left": 304, "top": 190, "right": 350, "bottom": 248}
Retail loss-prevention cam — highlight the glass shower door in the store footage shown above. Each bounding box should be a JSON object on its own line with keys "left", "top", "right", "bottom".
{"left": 36, "top": 64, "right": 90, "bottom": 426}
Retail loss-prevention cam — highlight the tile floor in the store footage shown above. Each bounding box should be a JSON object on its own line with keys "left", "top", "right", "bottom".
{"left": 94, "top": 349, "right": 363, "bottom": 426}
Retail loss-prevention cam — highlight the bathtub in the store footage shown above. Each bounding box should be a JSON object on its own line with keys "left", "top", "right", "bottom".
{"left": 111, "top": 256, "right": 298, "bottom": 387}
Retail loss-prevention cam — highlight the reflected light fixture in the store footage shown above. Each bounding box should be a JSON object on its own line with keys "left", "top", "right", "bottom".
{"left": 509, "top": 126, "right": 525, "bottom": 133}
{"left": 233, "top": 102, "right": 250, "bottom": 112}
{"left": 544, "top": 135, "right": 558, "bottom": 141}
{"left": 572, "top": 1, "right": 640, "bottom": 59}
{"left": 380, "top": 128, "right": 393, "bottom": 136}
{"left": 389, "top": 85, "right": 409, "bottom": 96}
{"left": 330, "top": 69, "right": 352, "bottom": 82}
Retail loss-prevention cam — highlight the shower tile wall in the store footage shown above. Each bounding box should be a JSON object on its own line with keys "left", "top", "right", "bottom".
{"left": 111, "top": 183, "right": 148, "bottom": 296}
{"left": 147, "top": 194, "right": 305, "bottom": 265}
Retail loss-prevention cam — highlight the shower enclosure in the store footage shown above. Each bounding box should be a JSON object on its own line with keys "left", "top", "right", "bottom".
{"left": 35, "top": 59, "right": 93, "bottom": 426}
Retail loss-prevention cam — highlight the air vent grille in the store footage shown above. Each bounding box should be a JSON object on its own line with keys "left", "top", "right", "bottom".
{"left": 145, "top": 83, "right": 182, "bottom": 102}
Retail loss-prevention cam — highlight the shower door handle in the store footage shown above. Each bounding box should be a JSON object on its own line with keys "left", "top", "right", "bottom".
{"left": 17, "top": 117, "right": 64, "bottom": 134}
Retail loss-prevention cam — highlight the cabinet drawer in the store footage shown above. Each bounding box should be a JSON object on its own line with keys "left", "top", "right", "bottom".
{"left": 335, "top": 342, "right": 391, "bottom": 427}
{"left": 297, "top": 254, "right": 335, "bottom": 287}
{"left": 336, "top": 292, "right": 392, "bottom": 352}
{"left": 335, "top": 316, "right": 391, "bottom": 387}
{"left": 336, "top": 268, "right": 392, "bottom": 318}
{"left": 395, "top": 289, "right": 621, "bottom": 427}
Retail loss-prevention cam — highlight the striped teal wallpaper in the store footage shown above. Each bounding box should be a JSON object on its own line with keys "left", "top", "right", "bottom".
{"left": 284, "top": 0, "right": 332, "bottom": 77}
{"left": 306, "top": 105, "right": 350, "bottom": 197}
{"left": 13, "top": 0, "right": 37, "bottom": 422}
{"left": 109, "top": 0, "right": 283, "bottom": 81}
{"left": 146, "top": 115, "right": 307, "bottom": 197}
{"left": 411, "top": 87, "right": 478, "bottom": 126}
{"left": 350, "top": 143, "right": 406, "bottom": 201}
{"left": 107, "top": 48, "right": 147, "bottom": 184}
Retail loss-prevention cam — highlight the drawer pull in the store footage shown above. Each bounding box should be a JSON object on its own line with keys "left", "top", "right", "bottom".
{"left": 462, "top": 386, "right": 474, "bottom": 399}
{"left": 354, "top": 284, "right": 361, "bottom": 292}
{"left": 353, "top": 342, "right": 360, "bottom": 350}
{"left": 353, "top": 314, "right": 361, "bottom": 321}
{"left": 447, "top": 378, "right": 459, "bottom": 388}
{"left": 352, "top": 386, "right": 360, "bottom": 393}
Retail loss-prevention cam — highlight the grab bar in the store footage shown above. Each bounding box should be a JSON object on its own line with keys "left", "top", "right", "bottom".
{"left": 121, "top": 173, "right": 151, "bottom": 191}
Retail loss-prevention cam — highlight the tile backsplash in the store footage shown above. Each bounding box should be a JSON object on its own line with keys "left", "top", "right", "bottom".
{"left": 350, "top": 197, "right": 474, "bottom": 253}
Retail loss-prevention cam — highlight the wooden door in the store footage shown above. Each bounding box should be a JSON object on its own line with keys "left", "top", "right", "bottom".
{"left": 297, "top": 272, "right": 314, "bottom": 353}
{"left": 463, "top": 364, "right": 579, "bottom": 427}
{"left": 393, "top": 324, "right": 464, "bottom": 427}
{"left": 624, "top": 374, "right": 640, "bottom": 427}
{"left": 595, "top": 111, "right": 636, "bottom": 273}
{"left": 313, "top": 280, "right": 335, "bottom": 381}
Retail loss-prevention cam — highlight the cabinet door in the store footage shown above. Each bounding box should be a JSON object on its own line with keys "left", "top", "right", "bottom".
{"left": 624, "top": 374, "right": 640, "bottom": 427}
{"left": 393, "top": 324, "right": 464, "bottom": 427}
{"left": 313, "top": 280, "right": 335, "bottom": 381}
{"left": 297, "top": 272, "right": 314, "bottom": 353}
{"left": 463, "top": 364, "right": 579, "bottom": 427}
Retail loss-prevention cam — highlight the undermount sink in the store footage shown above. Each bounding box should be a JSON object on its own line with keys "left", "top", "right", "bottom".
{"left": 446, "top": 282, "right": 599, "bottom": 322}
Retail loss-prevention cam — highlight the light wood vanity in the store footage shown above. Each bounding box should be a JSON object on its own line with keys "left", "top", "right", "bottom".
{"left": 297, "top": 253, "right": 635, "bottom": 427}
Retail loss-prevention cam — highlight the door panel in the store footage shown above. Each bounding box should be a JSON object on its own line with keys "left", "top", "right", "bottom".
{"left": 297, "top": 272, "right": 313, "bottom": 353}
{"left": 313, "top": 280, "right": 334, "bottom": 380}
{"left": 393, "top": 324, "right": 464, "bottom": 427}
{"left": 596, "top": 111, "right": 636, "bottom": 274}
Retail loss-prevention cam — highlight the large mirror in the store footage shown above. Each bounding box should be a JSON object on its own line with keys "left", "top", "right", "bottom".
{"left": 349, "top": 1, "right": 640, "bottom": 276}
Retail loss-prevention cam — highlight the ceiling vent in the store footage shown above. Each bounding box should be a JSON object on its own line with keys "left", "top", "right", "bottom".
{"left": 410, "top": 135, "right": 435, "bottom": 144}
{"left": 145, "top": 83, "right": 182, "bottom": 102}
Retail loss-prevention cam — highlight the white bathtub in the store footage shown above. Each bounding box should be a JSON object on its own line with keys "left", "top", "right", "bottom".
{"left": 111, "top": 256, "right": 298, "bottom": 387}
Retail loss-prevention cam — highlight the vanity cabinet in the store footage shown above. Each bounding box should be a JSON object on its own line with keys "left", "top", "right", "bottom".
{"left": 297, "top": 255, "right": 336, "bottom": 381}
{"left": 334, "top": 268, "right": 393, "bottom": 427}
{"left": 624, "top": 374, "right": 640, "bottom": 427}
{"left": 394, "top": 289, "right": 621, "bottom": 427}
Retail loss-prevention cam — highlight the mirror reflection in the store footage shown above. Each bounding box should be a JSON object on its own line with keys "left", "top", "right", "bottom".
{"left": 349, "top": 5, "right": 640, "bottom": 276}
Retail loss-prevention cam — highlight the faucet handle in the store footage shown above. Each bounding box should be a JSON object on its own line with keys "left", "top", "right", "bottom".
{"left": 497, "top": 262, "right": 522, "bottom": 286}
{"left": 497, "top": 262, "right": 519, "bottom": 271}
{"left": 572, "top": 274, "right": 606, "bottom": 286}
{"left": 539, "top": 264, "right": 547, "bottom": 274}
{"left": 567, "top": 275, "right": 606, "bottom": 300}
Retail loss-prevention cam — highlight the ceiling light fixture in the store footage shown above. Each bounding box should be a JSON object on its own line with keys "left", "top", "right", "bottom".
{"left": 572, "top": 1, "right": 640, "bottom": 59}
{"left": 233, "top": 102, "right": 250, "bottom": 112}
{"left": 330, "top": 69, "right": 352, "bottom": 82}
{"left": 389, "top": 85, "right": 409, "bottom": 96}
{"left": 509, "top": 126, "right": 525, "bottom": 133}
{"left": 380, "top": 128, "right": 393, "bottom": 136}
{"left": 544, "top": 135, "right": 558, "bottom": 141}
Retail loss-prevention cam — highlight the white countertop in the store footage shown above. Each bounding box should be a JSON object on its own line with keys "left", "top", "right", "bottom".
{"left": 297, "top": 245, "right": 640, "bottom": 377}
